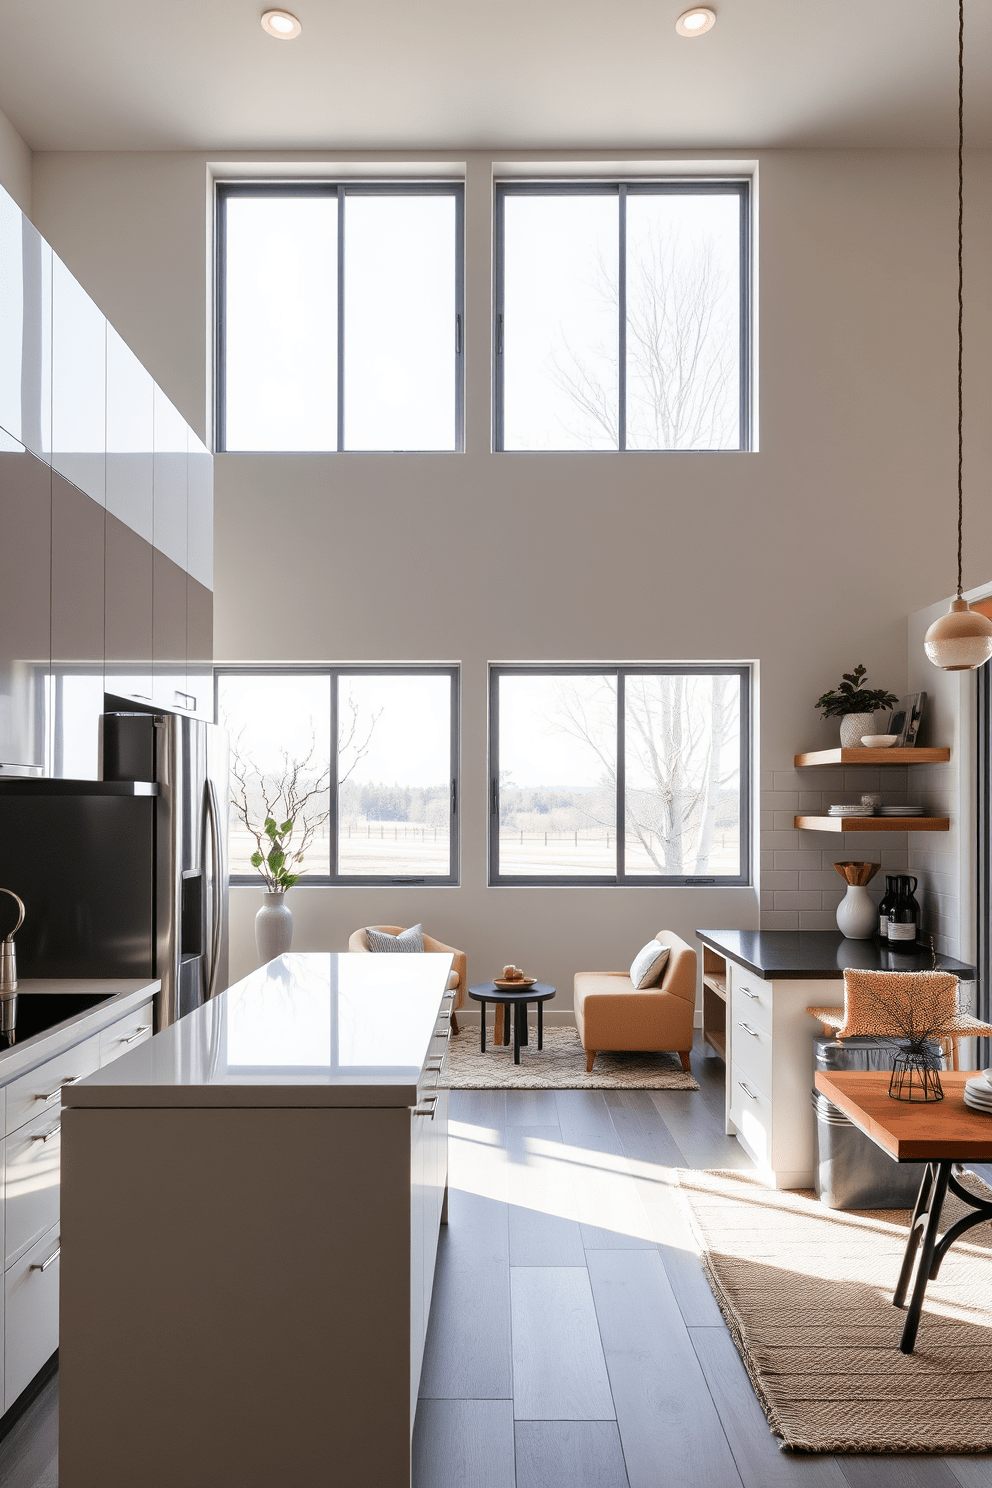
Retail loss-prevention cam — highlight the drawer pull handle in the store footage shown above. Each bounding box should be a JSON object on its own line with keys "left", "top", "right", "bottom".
{"left": 738, "top": 1080, "right": 758, "bottom": 1101}
{"left": 120, "top": 1025, "right": 151, "bottom": 1045}
{"left": 40, "top": 1075, "right": 80, "bottom": 1104}
{"left": 739, "top": 986, "right": 759, "bottom": 1000}
{"left": 31, "top": 1243, "right": 61, "bottom": 1273}
{"left": 414, "top": 1097, "right": 438, "bottom": 1119}
{"left": 31, "top": 1123, "right": 61, "bottom": 1143}
{"left": 738, "top": 1021, "right": 760, "bottom": 1038}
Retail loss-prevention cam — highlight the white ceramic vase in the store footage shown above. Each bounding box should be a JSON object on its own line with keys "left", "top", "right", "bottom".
{"left": 255, "top": 890, "right": 293, "bottom": 964}
{"left": 836, "top": 883, "right": 877, "bottom": 940}
{"left": 839, "top": 712, "right": 875, "bottom": 748}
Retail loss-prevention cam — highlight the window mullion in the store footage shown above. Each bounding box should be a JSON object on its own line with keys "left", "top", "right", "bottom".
{"left": 618, "top": 185, "right": 627, "bottom": 453}
{"left": 616, "top": 671, "right": 625, "bottom": 880}
{"left": 336, "top": 185, "right": 345, "bottom": 453}
{"left": 329, "top": 670, "right": 340, "bottom": 877}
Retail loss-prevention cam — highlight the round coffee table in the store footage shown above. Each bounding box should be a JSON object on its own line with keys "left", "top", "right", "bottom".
{"left": 468, "top": 983, "right": 556, "bottom": 1065}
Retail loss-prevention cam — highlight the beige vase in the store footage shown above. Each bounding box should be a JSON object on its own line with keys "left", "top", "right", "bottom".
{"left": 839, "top": 712, "right": 875, "bottom": 748}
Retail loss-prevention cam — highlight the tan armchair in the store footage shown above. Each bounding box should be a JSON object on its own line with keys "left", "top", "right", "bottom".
{"left": 348, "top": 926, "right": 465, "bottom": 1034}
{"left": 574, "top": 930, "right": 697, "bottom": 1074}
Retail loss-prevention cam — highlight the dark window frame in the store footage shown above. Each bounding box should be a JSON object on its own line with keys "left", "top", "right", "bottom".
{"left": 493, "top": 179, "right": 751, "bottom": 453}
{"left": 214, "top": 664, "right": 460, "bottom": 886}
{"left": 488, "top": 663, "right": 751, "bottom": 886}
{"left": 215, "top": 181, "right": 466, "bottom": 454}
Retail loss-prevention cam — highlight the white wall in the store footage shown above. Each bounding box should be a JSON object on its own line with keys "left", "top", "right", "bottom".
{"left": 0, "top": 104, "right": 31, "bottom": 215}
{"left": 28, "top": 146, "right": 992, "bottom": 1001}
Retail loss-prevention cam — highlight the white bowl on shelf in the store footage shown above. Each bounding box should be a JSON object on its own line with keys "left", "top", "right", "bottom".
{"left": 861, "top": 734, "right": 898, "bottom": 747}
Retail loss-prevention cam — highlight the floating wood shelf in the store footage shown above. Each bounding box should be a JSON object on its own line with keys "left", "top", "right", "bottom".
{"left": 794, "top": 747, "right": 950, "bottom": 767}
{"left": 795, "top": 815, "right": 949, "bottom": 833}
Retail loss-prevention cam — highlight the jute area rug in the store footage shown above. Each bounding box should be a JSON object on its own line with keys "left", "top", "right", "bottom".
{"left": 438, "top": 1026, "right": 698, "bottom": 1091}
{"left": 678, "top": 1167, "right": 992, "bottom": 1454}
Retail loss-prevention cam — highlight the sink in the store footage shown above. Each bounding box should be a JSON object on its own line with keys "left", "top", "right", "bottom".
{"left": 2, "top": 992, "right": 113, "bottom": 1048}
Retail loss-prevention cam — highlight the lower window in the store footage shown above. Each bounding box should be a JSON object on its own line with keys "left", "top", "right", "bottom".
{"left": 489, "top": 665, "right": 749, "bottom": 885}
{"left": 216, "top": 666, "right": 459, "bottom": 885}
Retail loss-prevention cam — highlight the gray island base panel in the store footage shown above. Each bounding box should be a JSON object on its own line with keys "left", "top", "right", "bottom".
{"left": 58, "top": 952, "right": 454, "bottom": 1488}
{"left": 695, "top": 930, "right": 977, "bottom": 1191}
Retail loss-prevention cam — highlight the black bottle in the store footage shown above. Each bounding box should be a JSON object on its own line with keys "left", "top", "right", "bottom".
{"left": 877, "top": 875, "right": 898, "bottom": 939}
{"left": 887, "top": 874, "right": 921, "bottom": 945}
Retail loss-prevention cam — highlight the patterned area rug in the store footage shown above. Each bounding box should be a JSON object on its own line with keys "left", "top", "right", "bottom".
{"left": 678, "top": 1167, "right": 992, "bottom": 1453}
{"left": 438, "top": 1026, "right": 698, "bottom": 1090}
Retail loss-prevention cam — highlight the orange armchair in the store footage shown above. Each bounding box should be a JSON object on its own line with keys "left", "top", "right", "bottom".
{"left": 348, "top": 925, "right": 465, "bottom": 1033}
{"left": 574, "top": 930, "right": 697, "bottom": 1073}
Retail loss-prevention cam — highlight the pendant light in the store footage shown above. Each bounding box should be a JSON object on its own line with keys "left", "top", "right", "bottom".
{"left": 924, "top": 0, "right": 992, "bottom": 671}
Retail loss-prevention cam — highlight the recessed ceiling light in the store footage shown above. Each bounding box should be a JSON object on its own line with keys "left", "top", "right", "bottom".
{"left": 675, "top": 7, "right": 716, "bottom": 36}
{"left": 261, "top": 9, "right": 302, "bottom": 39}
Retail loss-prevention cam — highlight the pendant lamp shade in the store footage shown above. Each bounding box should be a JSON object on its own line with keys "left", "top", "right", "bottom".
{"left": 924, "top": 1, "right": 991, "bottom": 671}
{"left": 924, "top": 598, "right": 992, "bottom": 672}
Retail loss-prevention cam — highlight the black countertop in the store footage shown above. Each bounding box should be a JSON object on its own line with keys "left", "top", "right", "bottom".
{"left": 696, "top": 929, "right": 977, "bottom": 982}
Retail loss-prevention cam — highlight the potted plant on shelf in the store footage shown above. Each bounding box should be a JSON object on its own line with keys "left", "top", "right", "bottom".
{"left": 230, "top": 740, "right": 330, "bottom": 964}
{"left": 815, "top": 665, "right": 899, "bottom": 748}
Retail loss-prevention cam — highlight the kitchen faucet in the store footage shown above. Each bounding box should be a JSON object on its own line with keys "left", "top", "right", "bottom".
{"left": 0, "top": 887, "right": 25, "bottom": 1044}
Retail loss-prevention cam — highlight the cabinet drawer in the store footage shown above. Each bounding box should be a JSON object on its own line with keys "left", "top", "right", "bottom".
{"left": 731, "top": 1014, "right": 772, "bottom": 1096}
{"left": 5, "top": 1104, "right": 62, "bottom": 1268}
{"left": 5, "top": 1221, "right": 60, "bottom": 1413}
{"left": 730, "top": 966, "right": 772, "bottom": 1033}
{"left": 100, "top": 1004, "right": 154, "bottom": 1066}
{"left": 5, "top": 1034, "right": 100, "bottom": 1136}
{"left": 730, "top": 1071, "right": 772, "bottom": 1166}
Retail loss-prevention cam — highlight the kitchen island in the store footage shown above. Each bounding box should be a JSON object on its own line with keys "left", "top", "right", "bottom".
{"left": 696, "top": 929, "right": 976, "bottom": 1188}
{"left": 58, "top": 952, "right": 454, "bottom": 1488}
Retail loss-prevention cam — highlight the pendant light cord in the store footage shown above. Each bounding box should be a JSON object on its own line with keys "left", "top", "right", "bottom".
{"left": 956, "top": 0, "right": 964, "bottom": 599}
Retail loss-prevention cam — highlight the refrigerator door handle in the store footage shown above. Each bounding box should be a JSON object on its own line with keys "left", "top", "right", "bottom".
{"left": 205, "top": 780, "right": 224, "bottom": 1001}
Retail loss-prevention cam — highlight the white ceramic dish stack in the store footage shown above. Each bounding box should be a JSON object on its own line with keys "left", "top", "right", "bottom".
{"left": 828, "top": 804, "right": 875, "bottom": 817}
{"left": 963, "top": 1069, "right": 992, "bottom": 1114}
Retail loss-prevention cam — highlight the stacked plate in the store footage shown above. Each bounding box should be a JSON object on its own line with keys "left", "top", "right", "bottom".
{"left": 963, "top": 1070, "right": 992, "bottom": 1114}
{"left": 828, "top": 804, "right": 874, "bottom": 817}
{"left": 879, "top": 805, "right": 923, "bottom": 817}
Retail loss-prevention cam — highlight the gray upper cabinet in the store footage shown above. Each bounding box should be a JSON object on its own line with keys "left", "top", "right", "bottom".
{"left": 52, "top": 254, "right": 106, "bottom": 506}
{"left": 0, "top": 194, "right": 52, "bottom": 464}
{"left": 50, "top": 471, "right": 105, "bottom": 779}
{"left": 106, "top": 325, "right": 153, "bottom": 543}
{"left": 105, "top": 514, "right": 154, "bottom": 708}
{"left": 0, "top": 443, "right": 51, "bottom": 774}
{"left": 187, "top": 427, "right": 213, "bottom": 592}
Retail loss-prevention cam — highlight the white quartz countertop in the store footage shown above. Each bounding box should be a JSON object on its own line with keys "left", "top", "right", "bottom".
{"left": 63, "top": 953, "right": 454, "bottom": 1109}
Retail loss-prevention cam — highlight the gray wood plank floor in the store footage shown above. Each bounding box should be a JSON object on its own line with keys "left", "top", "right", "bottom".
{"left": 3, "top": 1035, "right": 991, "bottom": 1485}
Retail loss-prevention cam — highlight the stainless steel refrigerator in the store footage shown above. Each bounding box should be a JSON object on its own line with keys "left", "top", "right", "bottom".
{"left": 0, "top": 710, "right": 228, "bottom": 1029}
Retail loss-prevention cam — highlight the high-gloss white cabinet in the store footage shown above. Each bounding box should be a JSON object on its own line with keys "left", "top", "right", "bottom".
{"left": 0, "top": 984, "right": 157, "bottom": 1418}
{"left": 52, "top": 255, "right": 106, "bottom": 506}
{"left": 5, "top": 1221, "right": 60, "bottom": 1412}
{"left": 106, "top": 325, "right": 153, "bottom": 544}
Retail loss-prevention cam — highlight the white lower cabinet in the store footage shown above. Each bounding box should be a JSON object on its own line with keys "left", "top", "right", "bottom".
{"left": 726, "top": 962, "right": 842, "bottom": 1189}
{"left": 0, "top": 991, "right": 156, "bottom": 1418}
{"left": 5, "top": 1103, "right": 62, "bottom": 1268}
{"left": 5, "top": 1221, "right": 60, "bottom": 1412}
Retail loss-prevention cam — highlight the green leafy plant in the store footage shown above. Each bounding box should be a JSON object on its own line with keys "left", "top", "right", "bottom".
{"left": 815, "top": 664, "right": 899, "bottom": 720}
{"left": 250, "top": 817, "right": 301, "bottom": 891}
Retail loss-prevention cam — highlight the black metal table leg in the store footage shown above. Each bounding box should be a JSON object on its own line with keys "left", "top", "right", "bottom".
{"left": 521, "top": 1001, "right": 529, "bottom": 1046}
{"left": 503, "top": 1002, "right": 511, "bottom": 1045}
{"left": 513, "top": 1002, "right": 521, "bottom": 1064}
{"left": 899, "top": 1159, "right": 951, "bottom": 1353}
{"left": 480, "top": 998, "right": 486, "bottom": 1053}
{"left": 893, "top": 1162, "right": 936, "bottom": 1309}
{"left": 538, "top": 998, "right": 543, "bottom": 1050}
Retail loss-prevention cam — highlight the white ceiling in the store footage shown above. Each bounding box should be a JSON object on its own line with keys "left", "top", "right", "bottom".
{"left": 0, "top": 0, "right": 989, "bottom": 154}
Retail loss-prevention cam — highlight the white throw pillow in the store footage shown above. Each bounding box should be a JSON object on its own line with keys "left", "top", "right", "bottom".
{"left": 629, "top": 939, "right": 670, "bottom": 990}
{"left": 365, "top": 924, "right": 425, "bottom": 953}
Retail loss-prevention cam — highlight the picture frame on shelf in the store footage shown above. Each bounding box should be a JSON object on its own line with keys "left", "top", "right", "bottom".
{"left": 887, "top": 693, "right": 926, "bottom": 748}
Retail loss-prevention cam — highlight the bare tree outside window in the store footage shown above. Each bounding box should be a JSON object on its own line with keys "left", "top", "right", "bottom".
{"left": 492, "top": 668, "right": 745, "bottom": 882}
{"left": 497, "top": 185, "right": 745, "bottom": 452}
